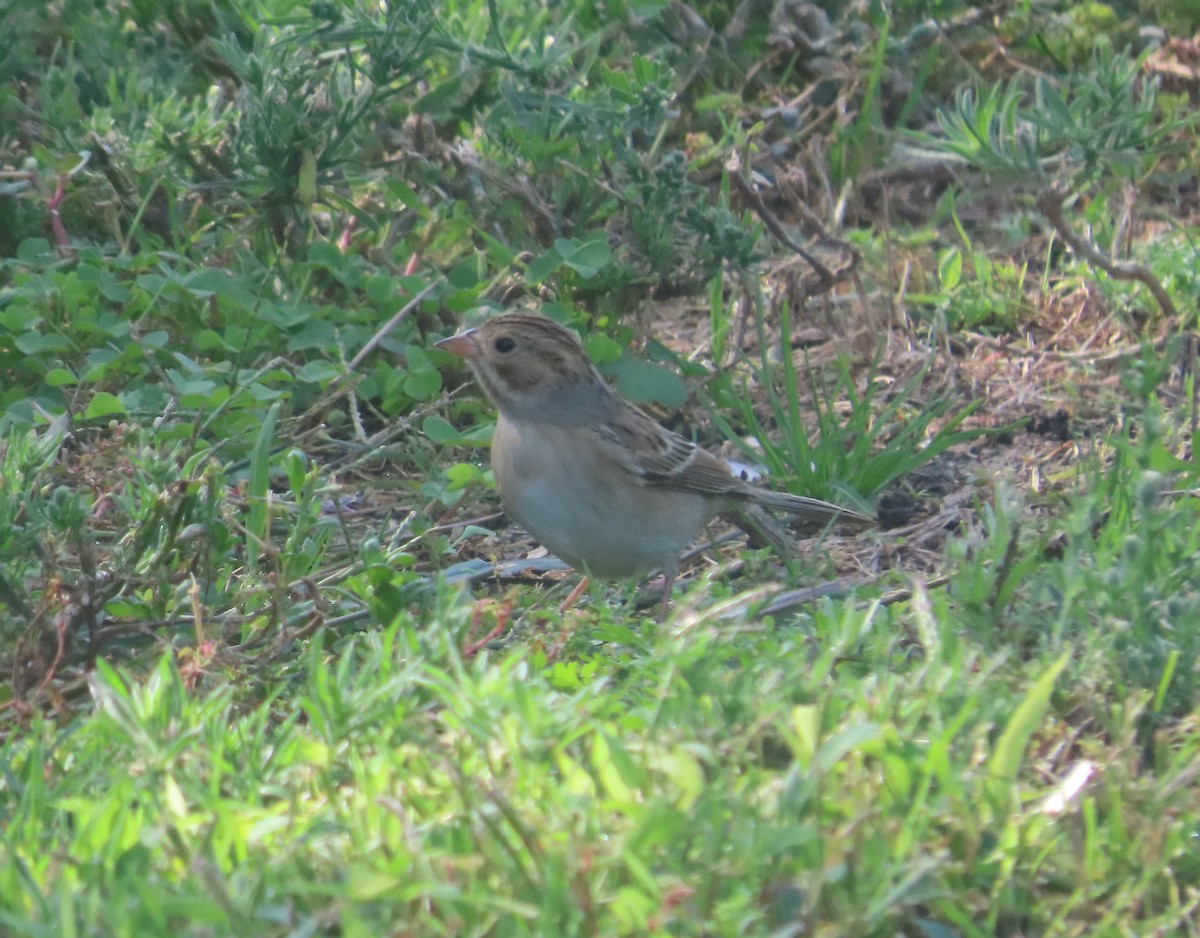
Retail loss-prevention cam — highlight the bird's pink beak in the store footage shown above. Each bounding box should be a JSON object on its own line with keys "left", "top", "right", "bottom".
{"left": 435, "top": 328, "right": 479, "bottom": 359}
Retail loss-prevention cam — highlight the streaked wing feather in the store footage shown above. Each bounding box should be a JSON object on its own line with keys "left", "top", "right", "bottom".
{"left": 594, "top": 403, "right": 875, "bottom": 525}
{"left": 594, "top": 406, "right": 739, "bottom": 496}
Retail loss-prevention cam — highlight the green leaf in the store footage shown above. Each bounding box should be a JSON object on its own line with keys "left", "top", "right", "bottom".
{"left": 196, "top": 329, "right": 235, "bottom": 353}
{"left": 444, "top": 462, "right": 482, "bottom": 487}
{"left": 987, "top": 650, "right": 1071, "bottom": 806}
{"left": 524, "top": 250, "right": 562, "bottom": 285}
{"left": 136, "top": 273, "right": 169, "bottom": 294}
{"left": 17, "top": 238, "right": 53, "bottom": 262}
{"left": 585, "top": 334, "right": 622, "bottom": 365}
{"left": 257, "top": 301, "right": 317, "bottom": 329}
{"left": 592, "top": 731, "right": 642, "bottom": 804}
{"left": 789, "top": 704, "right": 820, "bottom": 769}
{"left": 298, "top": 148, "right": 318, "bottom": 204}
{"left": 245, "top": 401, "right": 280, "bottom": 581}
{"left": 307, "top": 241, "right": 344, "bottom": 270}
{"left": 15, "top": 332, "right": 70, "bottom": 354}
{"left": 610, "top": 356, "right": 686, "bottom": 408}
{"left": 385, "top": 179, "right": 430, "bottom": 216}
{"left": 365, "top": 275, "right": 394, "bottom": 305}
{"left": 939, "top": 248, "right": 963, "bottom": 290}
{"left": 423, "top": 415, "right": 463, "bottom": 445}
{"left": 44, "top": 368, "right": 76, "bottom": 387}
{"left": 183, "top": 268, "right": 231, "bottom": 297}
{"left": 297, "top": 360, "right": 342, "bottom": 385}
{"left": 403, "top": 366, "right": 441, "bottom": 401}
{"left": 413, "top": 71, "right": 471, "bottom": 115}
{"left": 403, "top": 371, "right": 441, "bottom": 401}
{"left": 85, "top": 392, "right": 125, "bottom": 419}
{"left": 816, "top": 722, "right": 883, "bottom": 772}
{"left": 462, "top": 423, "right": 494, "bottom": 445}
{"left": 287, "top": 320, "right": 338, "bottom": 351}
{"left": 98, "top": 276, "right": 132, "bottom": 303}
{"left": 555, "top": 236, "right": 611, "bottom": 278}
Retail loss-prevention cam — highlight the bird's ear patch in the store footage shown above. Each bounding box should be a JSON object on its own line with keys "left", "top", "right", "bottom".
{"left": 493, "top": 355, "right": 543, "bottom": 392}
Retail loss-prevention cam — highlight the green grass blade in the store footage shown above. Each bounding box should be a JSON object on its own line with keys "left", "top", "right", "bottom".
{"left": 245, "top": 401, "right": 280, "bottom": 581}
{"left": 987, "top": 650, "right": 1071, "bottom": 807}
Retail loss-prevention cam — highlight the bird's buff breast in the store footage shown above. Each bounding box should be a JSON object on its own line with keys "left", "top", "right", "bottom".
{"left": 490, "top": 416, "right": 714, "bottom": 578}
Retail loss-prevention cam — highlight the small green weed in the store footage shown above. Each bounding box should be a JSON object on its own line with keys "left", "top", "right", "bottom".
{"left": 704, "top": 297, "right": 997, "bottom": 505}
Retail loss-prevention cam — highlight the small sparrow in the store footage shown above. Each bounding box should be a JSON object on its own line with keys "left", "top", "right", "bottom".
{"left": 436, "top": 313, "right": 872, "bottom": 616}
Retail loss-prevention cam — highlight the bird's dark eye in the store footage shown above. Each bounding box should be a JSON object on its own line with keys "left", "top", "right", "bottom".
{"left": 494, "top": 336, "right": 516, "bottom": 353}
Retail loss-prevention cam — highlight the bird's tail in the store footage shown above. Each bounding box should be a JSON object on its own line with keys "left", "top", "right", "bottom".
{"left": 750, "top": 489, "right": 875, "bottom": 526}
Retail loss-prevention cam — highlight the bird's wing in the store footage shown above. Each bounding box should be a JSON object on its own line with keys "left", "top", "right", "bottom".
{"left": 593, "top": 404, "right": 875, "bottom": 525}
{"left": 592, "top": 405, "right": 740, "bottom": 496}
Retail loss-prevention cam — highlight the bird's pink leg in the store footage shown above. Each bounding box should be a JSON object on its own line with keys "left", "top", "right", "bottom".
{"left": 559, "top": 576, "right": 590, "bottom": 614}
